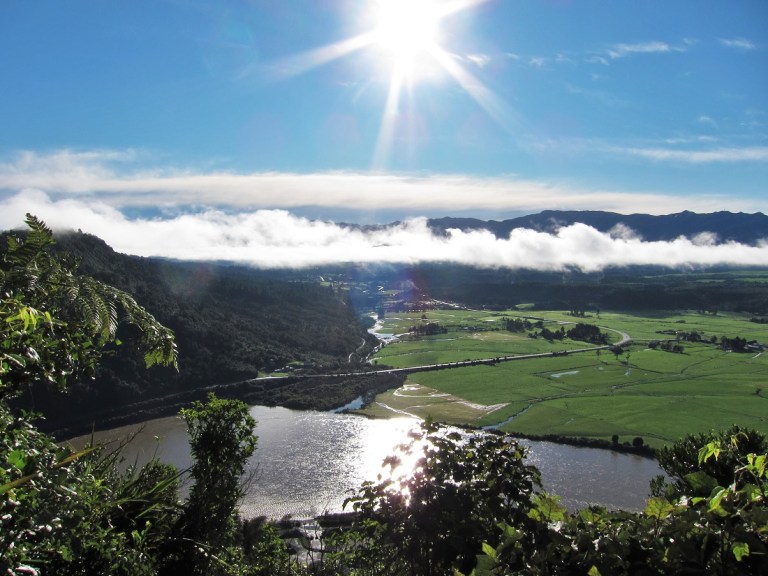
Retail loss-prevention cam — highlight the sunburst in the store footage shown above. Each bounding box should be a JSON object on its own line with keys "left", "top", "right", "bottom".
{"left": 267, "top": 0, "right": 503, "bottom": 169}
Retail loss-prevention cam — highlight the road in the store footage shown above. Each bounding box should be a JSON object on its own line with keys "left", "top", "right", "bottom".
{"left": 81, "top": 325, "right": 632, "bottom": 435}
{"left": 246, "top": 325, "right": 632, "bottom": 382}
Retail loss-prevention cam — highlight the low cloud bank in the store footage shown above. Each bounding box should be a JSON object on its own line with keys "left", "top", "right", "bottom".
{"left": 0, "top": 149, "right": 756, "bottom": 216}
{"left": 2, "top": 191, "right": 767, "bottom": 272}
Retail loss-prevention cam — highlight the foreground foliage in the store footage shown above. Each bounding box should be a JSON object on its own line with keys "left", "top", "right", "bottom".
{"left": 473, "top": 431, "right": 767, "bottom": 575}
{"left": 1, "top": 217, "right": 257, "bottom": 575}
{"left": 1, "top": 216, "right": 181, "bottom": 574}
{"left": 163, "top": 394, "right": 259, "bottom": 576}
{"left": 314, "top": 422, "right": 767, "bottom": 576}
{"left": 341, "top": 421, "right": 542, "bottom": 576}
{"left": 1, "top": 215, "right": 177, "bottom": 401}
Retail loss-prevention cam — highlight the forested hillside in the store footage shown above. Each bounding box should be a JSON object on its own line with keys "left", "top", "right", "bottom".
{"left": 416, "top": 265, "right": 768, "bottom": 312}
{"left": 10, "top": 231, "right": 375, "bottom": 429}
{"left": 342, "top": 263, "right": 768, "bottom": 315}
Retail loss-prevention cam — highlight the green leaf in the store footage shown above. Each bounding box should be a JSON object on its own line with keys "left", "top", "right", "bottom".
{"left": 530, "top": 493, "right": 567, "bottom": 522}
{"left": 53, "top": 446, "right": 95, "bottom": 469}
{"left": 2, "top": 353, "right": 27, "bottom": 368}
{"left": 644, "top": 497, "right": 677, "bottom": 520}
{"left": 707, "top": 486, "right": 727, "bottom": 514}
{"left": 500, "top": 523, "right": 523, "bottom": 542}
{"left": 59, "top": 545, "right": 73, "bottom": 562}
{"left": 698, "top": 441, "right": 722, "bottom": 465}
{"left": 0, "top": 473, "right": 37, "bottom": 495}
{"left": 746, "top": 453, "right": 766, "bottom": 478}
{"left": 588, "top": 566, "right": 602, "bottom": 576}
{"left": 732, "top": 542, "right": 750, "bottom": 562}
{"left": 683, "top": 470, "right": 718, "bottom": 494}
{"left": 579, "top": 507, "right": 606, "bottom": 524}
{"left": 7, "top": 449, "right": 26, "bottom": 470}
{"left": 481, "top": 542, "right": 497, "bottom": 561}
{"left": 741, "top": 483, "right": 762, "bottom": 503}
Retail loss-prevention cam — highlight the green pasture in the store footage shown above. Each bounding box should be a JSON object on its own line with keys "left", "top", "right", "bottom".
{"left": 364, "top": 309, "right": 768, "bottom": 448}
{"left": 374, "top": 309, "right": 605, "bottom": 369}
{"left": 372, "top": 334, "right": 590, "bottom": 369}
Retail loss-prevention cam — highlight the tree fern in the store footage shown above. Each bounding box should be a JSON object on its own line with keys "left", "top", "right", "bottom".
{"left": 1, "top": 214, "right": 177, "bottom": 399}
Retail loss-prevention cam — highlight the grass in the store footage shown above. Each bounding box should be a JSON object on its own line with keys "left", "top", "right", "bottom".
{"left": 360, "top": 308, "right": 768, "bottom": 448}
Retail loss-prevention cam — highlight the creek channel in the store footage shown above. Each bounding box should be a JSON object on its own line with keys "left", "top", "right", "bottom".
{"left": 71, "top": 405, "right": 666, "bottom": 519}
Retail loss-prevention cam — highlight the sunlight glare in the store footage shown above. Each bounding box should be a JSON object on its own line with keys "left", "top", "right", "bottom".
{"left": 263, "top": 0, "right": 508, "bottom": 170}
{"left": 374, "top": 0, "right": 440, "bottom": 67}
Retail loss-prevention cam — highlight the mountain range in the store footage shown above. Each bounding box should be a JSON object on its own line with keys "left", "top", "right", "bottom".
{"left": 426, "top": 210, "right": 768, "bottom": 245}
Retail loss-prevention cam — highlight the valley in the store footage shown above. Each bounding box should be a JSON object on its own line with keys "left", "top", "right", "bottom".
{"left": 356, "top": 307, "right": 768, "bottom": 449}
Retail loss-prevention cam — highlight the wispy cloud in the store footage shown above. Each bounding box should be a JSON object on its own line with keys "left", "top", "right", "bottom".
{"left": 719, "top": 37, "right": 758, "bottom": 50}
{"left": 585, "top": 55, "right": 609, "bottom": 66}
{"left": 695, "top": 115, "right": 718, "bottom": 129}
{"left": 0, "top": 149, "right": 734, "bottom": 217}
{"left": 1, "top": 191, "right": 766, "bottom": 271}
{"left": 465, "top": 53, "right": 491, "bottom": 68}
{"left": 525, "top": 53, "right": 569, "bottom": 68}
{"left": 528, "top": 56, "right": 549, "bottom": 68}
{"left": 621, "top": 146, "right": 768, "bottom": 163}
{"left": 608, "top": 41, "right": 670, "bottom": 59}
{"left": 607, "top": 41, "right": 680, "bottom": 59}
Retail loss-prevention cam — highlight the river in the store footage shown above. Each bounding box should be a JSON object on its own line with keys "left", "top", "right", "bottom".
{"left": 70, "top": 405, "right": 665, "bottom": 518}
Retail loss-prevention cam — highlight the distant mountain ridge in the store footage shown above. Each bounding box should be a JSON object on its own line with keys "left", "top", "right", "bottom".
{"left": 427, "top": 210, "right": 768, "bottom": 245}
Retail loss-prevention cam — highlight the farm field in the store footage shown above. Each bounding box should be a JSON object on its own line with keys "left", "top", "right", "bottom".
{"left": 361, "top": 308, "right": 768, "bottom": 448}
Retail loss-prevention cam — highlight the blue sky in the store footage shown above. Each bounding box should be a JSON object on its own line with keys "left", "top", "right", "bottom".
{"left": 1, "top": 0, "right": 767, "bottom": 268}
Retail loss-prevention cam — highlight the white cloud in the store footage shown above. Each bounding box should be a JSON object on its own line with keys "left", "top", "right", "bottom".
{"left": 607, "top": 41, "right": 676, "bottom": 59}
{"left": 0, "top": 149, "right": 742, "bottom": 217}
{"left": 662, "top": 136, "right": 718, "bottom": 145}
{"left": 466, "top": 53, "right": 491, "bottom": 68}
{"left": 608, "top": 41, "right": 670, "bottom": 58}
{"left": 1, "top": 191, "right": 767, "bottom": 271}
{"left": 719, "top": 37, "right": 757, "bottom": 50}
{"left": 695, "top": 115, "right": 718, "bottom": 128}
{"left": 622, "top": 146, "right": 768, "bottom": 163}
{"left": 528, "top": 56, "right": 549, "bottom": 67}
{"left": 608, "top": 223, "right": 642, "bottom": 241}
{"left": 586, "top": 55, "right": 609, "bottom": 66}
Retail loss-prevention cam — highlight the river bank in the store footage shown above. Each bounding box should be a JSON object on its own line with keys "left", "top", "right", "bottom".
{"left": 507, "top": 431, "right": 656, "bottom": 458}
{"left": 47, "top": 372, "right": 406, "bottom": 439}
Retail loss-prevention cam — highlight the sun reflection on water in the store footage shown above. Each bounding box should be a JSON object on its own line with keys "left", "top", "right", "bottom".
{"left": 69, "top": 405, "right": 666, "bottom": 519}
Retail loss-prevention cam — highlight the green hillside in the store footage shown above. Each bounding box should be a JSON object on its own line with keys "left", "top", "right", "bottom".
{"left": 11, "top": 231, "right": 376, "bottom": 430}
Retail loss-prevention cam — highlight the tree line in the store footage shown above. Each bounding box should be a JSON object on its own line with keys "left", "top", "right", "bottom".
{"left": 504, "top": 318, "right": 609, "bottom": 345}
{"left": 370, "top": 263, "right": 768, "bottom": 313}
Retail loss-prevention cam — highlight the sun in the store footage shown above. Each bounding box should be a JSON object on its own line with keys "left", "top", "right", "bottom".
{"left": 266, "top": 0, "right": 503, "bottom": 169}
{"left": 373, "top": 0, "right": 441, "bottom": 69}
